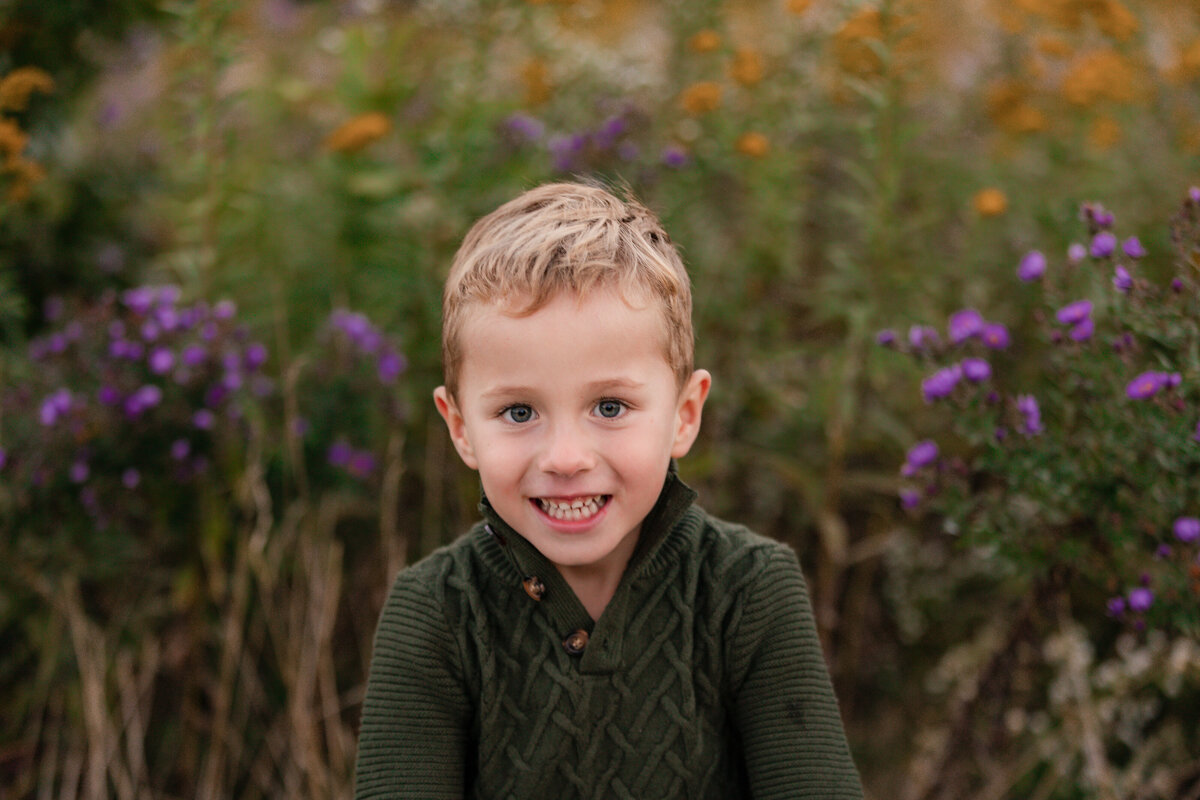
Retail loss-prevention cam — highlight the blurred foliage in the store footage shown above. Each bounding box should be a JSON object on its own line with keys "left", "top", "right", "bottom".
{"left": 2, "top": 0, "right": 1200, "bottom": 797}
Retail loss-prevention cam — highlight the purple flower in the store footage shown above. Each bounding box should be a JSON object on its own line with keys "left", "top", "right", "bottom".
{"left": 876, "top": 329, "right": 897, "bottom": 346}
{"left": 155, "top": 306, "right": 179, "bottom": 332}
{"left": 1193, "top": 420, "right": 1200, "bottom": 443}
{"left": 122, "top": 468, "right": 141, "bottom": 489}
{"left": 140, "top": 320, "right": 160, "bottom": 341}
{"left": 327, "top": 441, "right": 353, "bottom": 467}
{"left": 1017, "top": 394, "right": 1043, "bottom": 436}
{"left": 122, "top": 287, "right": 156, "bottom": 315}
{"left": 1122, "top": 237, "right": 1146, "bottom": 259}
{"left": 948, "top": 308, "right": 984, "bottom": 344}
{"left": 1127, "top": 586, "right": 1153, "bottom": 613}
{"left": 98, "top": 385, "right": 121, "bottom": 406}
{"left": 549, "top": 133, "right": 588, "bottom": 172}
{"left": 171, "top": 439, "right": 191, "bottom": 461}
{"left": 40, "top": 389, "right": 73, "bottom": 426}
{"left": 1113, "top": 265, "right": 1132, "bottom": 293}
{"left": 904, "top": 440, "right": 939, "bottom": 472}
{"left": 0, "top": 448, "right": 7, "bottom": 470}
{"left": 899, "top": 488, "right": 921, "bottom": 509}
{"left": 1017, "top": 250, "right": 1046, "bottom": 281}
{"left": 347, "top": 450, "right": 377, "bottom": 478}
{"left": 182, "top": 344, "right": 207, "bottom": 367}
{"left": 503, "top": 112, "right": 544, "bottom": 143}
{"left": 592, "top": 116, "right": 627, "bottom": 149}
{"left": 1191, "top": 186, "right": 1200, "bottom": 204}
{"left": 921, "top": 364, "right": 962, "bottom": 402}
{"left": 378, "top": 351, "right": 405, "bottom": 383}
{"left": 193, "top": 409, "right": 216, "bottom": 429}
{"left": 149, "top": 346, "right": 175, "bottom": 374}
{"left": 1055, "top": 300, "right": 1092, "bottom": 325}
{"left": 124, "top": 385, "right": 163, "bottom": 417}
{"left": 981, "top": 323, "right": 1010, "bottom": 350}
{"left": 1106, "top": 596, "right": 1126, "bottom": 617}
{"left": 662, "top": 146, "right": 689, "bottom": 168}
{"left": 213, "top": 299, "right": 236, "bottom": 320}
{"left": 244, "top": 342, "right": 268, "bottom": 371}
{"left": 1068, "top": 243, "right": 1087, "bottom": 263}
{"left": 1172, "top": 278, "right": 1184, "bottom": 293}
{"left": 909, "top": 325, "right": 940, "bottom": 350}
{"left": 961, "top": 358, "right": 991, "bottom": 382}
{"left": 205, "top": 384, "right": 229, "bottom": 408}
{"left": 1126, "top": 371, "right": 1168, "bottom": 399}
{"left": 1068, "top": 317, "right": 1094, "bottom": 342}
{"left": 1156, "top": 544, "right": 1172, "bottom": 560}
{"left": 69, "top": 460, "right": 90, "bottom": 484}
{"left": 1174, "top": 516, "right": 1200, "bottom": 543}
{"left": 1091, "top": 231, "right": 1117, "bottom": 258}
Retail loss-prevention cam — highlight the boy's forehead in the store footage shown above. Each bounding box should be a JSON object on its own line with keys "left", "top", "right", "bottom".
{"left": 454, "top": 290, "right": 676, "bottom": 381}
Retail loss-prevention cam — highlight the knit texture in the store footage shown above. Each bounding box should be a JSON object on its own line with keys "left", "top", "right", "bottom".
{"left": 354, "top": 473, "right": 863, "bottom": 799}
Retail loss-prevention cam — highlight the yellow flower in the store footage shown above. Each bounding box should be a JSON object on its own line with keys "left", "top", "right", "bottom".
{"left": 1034, "top": 34, "right": 1072, "bottom": 58}
{"left": 787, "top": 0, "right": 813, "bottom": 14}
{"left": 1087, "top": 115, "right": 1122, "bottom": 150}
{"left": 323, "top": 112, "right": 392, "bottom": 153}
{"left": 1060, "top": 48, "right": 1137, "bottom": 106}
{"left": 973, "top": 187, "right": 1008, "bottom": 217}
{"left": 689, "top": 29, "right": 721, "bottom": 53}
{"left": 0, "top": 118, "right": 29, "bottom": 163}
{"left": 735, "top": 131, "right": 769, "bottom": 157}
{"left": 986, "top": 79, "right": 1047, "bottom": 134}
{"left": 1014, "top": 0, "right": 1082, "bottom": 30}
{"left": 834, "top": 7, "right": 884, "bottom": 77}
{"left": 1091, "top": 0, "right": 1138, "bottom": 42}
{"left": 4, "top": 157, "right": 45, "bottom": 202}
{"left": 521, "top": 59, "right": 552, "bottom": 107}
{"left": 0, "top": 66, "right": 54, "bottom": 112}
{"left": 679, "top": 82, "right": 722, "bottom": 115}
{"left": 1177, "top": 39, "right": 1200, "bottom": 81}
{"left": 729, "top": 48, "right": 765, "bottom": 86}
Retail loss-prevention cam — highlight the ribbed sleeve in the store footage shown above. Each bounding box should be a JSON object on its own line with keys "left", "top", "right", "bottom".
{"left": 730, "top": 544, "right": 863, "bottom": 798}
{"left": 354, "top": 565, "right": 471, "bottom": 799}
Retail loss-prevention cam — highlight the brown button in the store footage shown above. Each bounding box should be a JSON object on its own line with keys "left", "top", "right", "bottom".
{"left": 522, "top": 576, "right": 545, "bottom": 601}
{"left": 563, "top": 629, "right": 589, "bottom": 655}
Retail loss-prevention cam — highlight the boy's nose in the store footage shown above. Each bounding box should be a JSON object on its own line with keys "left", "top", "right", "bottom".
{"left": 539, "top": 422, "right": 596, "bottom": 477}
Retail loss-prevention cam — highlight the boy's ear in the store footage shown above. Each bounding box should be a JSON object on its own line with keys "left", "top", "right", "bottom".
{"left": 671, "top": 369, "right": 711, "bottom": 459}
{"left": 433, "top": 386, "right": 479, "bottom": 470}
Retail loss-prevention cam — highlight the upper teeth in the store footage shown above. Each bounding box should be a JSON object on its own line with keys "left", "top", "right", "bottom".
{"left": 539, "top": 495, "right": 606, "bottom": 521}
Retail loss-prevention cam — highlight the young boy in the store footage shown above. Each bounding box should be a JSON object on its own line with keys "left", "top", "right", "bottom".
{"left": 354, "top": 182, "right": 863, "bottom": 799}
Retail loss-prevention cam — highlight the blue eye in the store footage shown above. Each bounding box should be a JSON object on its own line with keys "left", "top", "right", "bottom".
{"left": 596, "top": 399, "right": 625, "bottom": 419}
{"left": 502, "top": 404, "right": 535, "bottom": 423}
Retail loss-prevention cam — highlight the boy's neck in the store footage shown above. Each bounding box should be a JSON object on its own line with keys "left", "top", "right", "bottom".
{"left": 556, "top": 528, "right": 641, "bottom": 621}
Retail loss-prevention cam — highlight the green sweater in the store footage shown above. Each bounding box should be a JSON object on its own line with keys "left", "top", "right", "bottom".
{"left": 354, "top": 472, "right": 863, "bottom": 799}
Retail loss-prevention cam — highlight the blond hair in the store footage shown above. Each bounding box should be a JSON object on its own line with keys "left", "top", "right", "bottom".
{"left": 441, "top": 181, "right": 694, "bottom": 396}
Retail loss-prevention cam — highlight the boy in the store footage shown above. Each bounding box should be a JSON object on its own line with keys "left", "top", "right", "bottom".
{"left": 354, "top": 182, "right": 863, "bottom": 799}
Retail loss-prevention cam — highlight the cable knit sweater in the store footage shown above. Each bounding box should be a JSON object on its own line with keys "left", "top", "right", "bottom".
{"left": 354, "top": 472, "right": 863, "bottom": 799}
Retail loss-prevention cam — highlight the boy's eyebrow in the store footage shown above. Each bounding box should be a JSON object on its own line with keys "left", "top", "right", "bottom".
{"left": 479, "top": 377, "right": 645, "bottom": 400}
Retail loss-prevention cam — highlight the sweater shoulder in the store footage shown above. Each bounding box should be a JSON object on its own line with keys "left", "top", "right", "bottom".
{"left": 691, "top": 507, "right": 800, "bottom": 581}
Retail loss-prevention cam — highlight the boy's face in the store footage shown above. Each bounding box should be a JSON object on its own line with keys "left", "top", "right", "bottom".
{"left": 434, "top": 289, "right": 710, "bottom": 582}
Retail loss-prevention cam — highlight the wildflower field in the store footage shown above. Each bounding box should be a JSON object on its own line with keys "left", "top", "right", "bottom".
{"left": 2, "top": 0, "right": 1200, "bottom": 797}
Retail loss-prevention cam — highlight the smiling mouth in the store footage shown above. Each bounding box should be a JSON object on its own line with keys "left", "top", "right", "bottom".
{"left": 535, "top": 495, "right": 610, "bottom": 521}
